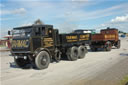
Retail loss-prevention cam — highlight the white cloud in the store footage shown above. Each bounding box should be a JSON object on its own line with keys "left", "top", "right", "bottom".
{"left": 11, "top": 1, "right": 128, "bottom": 22}
{"left": 96, "top": 14, "right": 128, "bottom": 32}
{"left": 69, "top": 3, "right": 128, "bottom": 21}
{"left": 21, "top": 22, "right": 32, "bottom": 26}
{"left": 111, "top": 14, "right": 128, "bottom": 22}
{"left": 0, "top": 8, "right": 26, "bottom": 15}
{"left": 12, "top": 8, "right": 26, "bottom": 14}
{"left": 56, "top": 21, "right": 79, "bottom": 33}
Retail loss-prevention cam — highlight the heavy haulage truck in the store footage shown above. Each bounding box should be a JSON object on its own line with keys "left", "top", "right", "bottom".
{"left": 10, "top": 24, "right": 90, "bottom": 69}
{"left": 90, "top": 28, "right": 120, "bottom": 51}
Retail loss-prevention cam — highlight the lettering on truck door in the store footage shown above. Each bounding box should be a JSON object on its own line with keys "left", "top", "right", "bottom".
{"left": 43, "top": 28, "right": 54, "bottom": 48}
{"left": 43, "top": 37, "right": 54, "bottom": 47}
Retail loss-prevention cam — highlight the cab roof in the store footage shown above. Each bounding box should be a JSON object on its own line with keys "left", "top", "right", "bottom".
{"left": 13, "top": 24, "right": 53, "bottom": 30}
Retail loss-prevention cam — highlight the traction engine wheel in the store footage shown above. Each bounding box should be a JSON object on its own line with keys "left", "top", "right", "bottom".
{"left": 35, "top": 51, "right": 50, "bottom": 69}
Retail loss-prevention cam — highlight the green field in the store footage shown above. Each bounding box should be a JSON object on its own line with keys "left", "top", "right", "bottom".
{"left": 0, "top": 45, "right": 6, "bottom": 47}
{"left": 120, "top": 75, "right": 128, "bottom": 85}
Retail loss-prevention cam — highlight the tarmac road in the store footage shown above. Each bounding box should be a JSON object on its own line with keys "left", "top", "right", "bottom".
{"left": 0, "top": 37, "right": 128, "bottom": 85}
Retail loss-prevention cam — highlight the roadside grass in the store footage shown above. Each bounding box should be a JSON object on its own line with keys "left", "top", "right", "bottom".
{"left": 120, "top": 75, "right": 128, "bottom": 85}
{"left": 0, "top": 45, "right": 6, "bottom": 47}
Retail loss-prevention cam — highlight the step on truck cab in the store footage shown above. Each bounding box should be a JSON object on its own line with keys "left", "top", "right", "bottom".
{"left": 9, "top": 23, "right": 90, "bottom": 69}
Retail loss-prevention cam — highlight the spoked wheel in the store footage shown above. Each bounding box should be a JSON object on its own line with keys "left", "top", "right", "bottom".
{"left": 67, "top": 46, "right": 78, "bottom": 61}
{"left": 35, "top": 51, "right": 50, "bottom": 69}
{"left": 78, "top": 46, "right": 87, "bottom": 59}
{"left": 14, "top": 57, "right": 29, "bottom": 68}
{"left": 105, "top": 41, "right": 112, "bottom": 51}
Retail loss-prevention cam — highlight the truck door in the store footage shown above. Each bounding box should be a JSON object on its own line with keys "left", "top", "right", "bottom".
{"left": 43, "top": 28, "right": 54, "bottom": 49}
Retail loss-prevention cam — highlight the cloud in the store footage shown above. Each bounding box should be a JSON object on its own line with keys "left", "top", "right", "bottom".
{"left": 12, "top": 8, "right": 26, "bottom": 14}
{"left": 1, "top": 0, "right": 128, "bottom": 37}
{"left": 96, "top": 14, "right": 128, "bottom": 32}
{"left": 10, "top": 1, "right": 128, "bottom": 21}
{"left": 111, "top": 14, "right": 128, "bottom": 22}
{"left": 56, "top": 21, "right": 79, "bottom": 33}
{"left": 7, "top": 1, "right": 127, "bottom": 33}
{"left": 0, "top": 17, "right": 16, "bottom": 21}
{"left": 0, "top": 8, "right": 26, "bottom": 15}
{"left": 68, "top": 3, "right": 128, "bottom": 21}
{"left": 21, "top": 23, "right": 32, "bottom": 26}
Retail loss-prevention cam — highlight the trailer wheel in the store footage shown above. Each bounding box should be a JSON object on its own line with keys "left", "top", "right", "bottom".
{"left": 14, "top": 58, "right": 29, "bottom": 68}
{"left": 105, "top": 42, "right": 112, "bottom": 51}
{"left": 78, "top": 46, "right": 87, "bottom": 58}
{"left": 35, "top": 51, "right": 50, "bottom": 69}
{"left": 116, "top": 40, "right": 120, "bottom": 49}
{"left": 67, "top": 46, "right": 78, "bottom": 61}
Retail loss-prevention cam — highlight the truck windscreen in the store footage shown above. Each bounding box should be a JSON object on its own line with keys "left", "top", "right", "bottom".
{"left": 13, "top": 28, "right": 32, "bottom": 37}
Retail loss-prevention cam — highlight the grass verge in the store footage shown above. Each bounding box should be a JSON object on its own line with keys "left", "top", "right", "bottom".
{"left": 120, "top": 75, "right": 128, "bottom": 85}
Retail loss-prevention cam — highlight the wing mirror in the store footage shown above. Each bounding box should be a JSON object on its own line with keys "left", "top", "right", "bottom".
{"left": 8, "top": 30, "right": 11, "bottom": 35}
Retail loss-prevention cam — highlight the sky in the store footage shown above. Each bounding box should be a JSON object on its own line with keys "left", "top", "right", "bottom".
{"left": 0, "top": 0, "right": 128, "bottom": 38}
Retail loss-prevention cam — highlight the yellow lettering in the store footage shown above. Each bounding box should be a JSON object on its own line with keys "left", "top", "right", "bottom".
{"left": 12, "top": 40, "right": 28, "bottom": 48}
{"left": 66, "top": 36, "right": 77, "bottom": 39}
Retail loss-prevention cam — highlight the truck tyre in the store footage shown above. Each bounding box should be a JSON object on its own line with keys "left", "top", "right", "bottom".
{"left": 78, "top": 46, "right": 87, "bottom": 59}
{"left": 55, "top": 49, "right": 61, "bottom": 62}
{"left": 116, "top": 40, "right": 120, "bottom": 49}
{"left": 14, "top": 58, "right": 29, "bottom": 68}
{"left": 105, "top": 42, "right": 112, "bottom": 51}
{"left": 35, "top": 51, "right": 50, "bottom": 69}
{"left": 85, "top": 47, "right": 88, "bottom": 53}
{"left": 67, "top": 46, "right": 78, "bottom": 61}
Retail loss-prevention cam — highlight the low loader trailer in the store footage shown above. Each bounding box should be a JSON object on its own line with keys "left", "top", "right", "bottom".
{"left": 90, "top": 28, "right": 120, "bottom": 51}
{"left": 9, "top": 24, "right": 90, "bottom": 69}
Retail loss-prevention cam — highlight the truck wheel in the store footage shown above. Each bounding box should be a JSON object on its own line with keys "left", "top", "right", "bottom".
{"left": 35, "top": 51, "right": 50, "bottom": 69}
{"left": 116, "top": 40, "right": 120, "bottom": 49}
{"left": 14, "top": 58, "right": 29, "bottom": 68}
{"left": 105, "top": 42, "right": 112, "bottom": 51}
{"left": 85, "top": 47, "right": 88, "bottom": 53}
{"left": 67, "top": 46, "right": 78, "bottom": 61}
{"left": 55, "top": 50, "right": 61, "bottom": 62}
{"left": 105, "top": 46, "right": 111, "bottom": 51}
{"left": 78, "top": 46, "right": 87, "bottom": 59}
